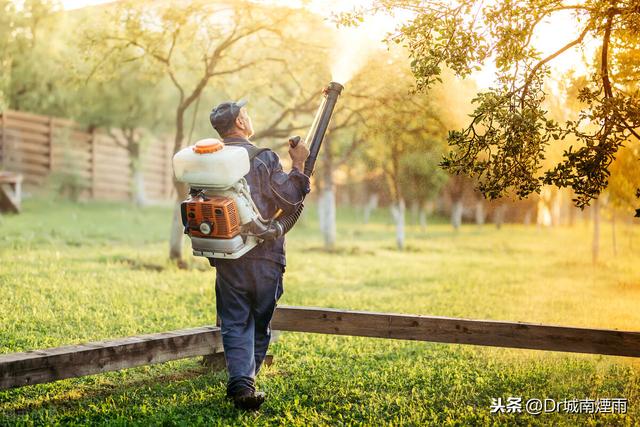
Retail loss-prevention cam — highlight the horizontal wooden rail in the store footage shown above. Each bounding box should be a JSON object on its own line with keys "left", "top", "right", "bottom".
{"left": 2, "top": 306, "right": 639, "bottom": 390}
{"left": 272, "top": 306, "right": 640, "bottom": 357}
{"left": 0, "top": 326, "right": 223, "bottom": 390}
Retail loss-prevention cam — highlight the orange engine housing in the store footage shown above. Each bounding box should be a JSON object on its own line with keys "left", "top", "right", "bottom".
{"left": 181, "top": 195, "right": 241, "bottom": 239}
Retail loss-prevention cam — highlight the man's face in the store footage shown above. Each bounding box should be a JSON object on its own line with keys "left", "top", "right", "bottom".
{"left": 236, "top": 107, "right": 254, "bottom": 138}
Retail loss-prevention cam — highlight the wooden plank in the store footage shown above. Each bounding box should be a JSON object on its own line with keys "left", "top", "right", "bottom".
{"left": 142, "top": 161, "right": 166, "bottom": 176}
{"left": 3, "top": 129, "right": 50, "bottom": 145}
{"left": 94, "top": 153, "right": 131, "bottom": 168}
{"left": 4, "top": 118, "right": 50, "bottom": 135}
{"left": 52, "top": 164, "right": 91, "bottom": 180}
{"left": 52, "top": 129, "right": 92, "bottom": 144}
{"left": 47, "top": 117, "right": 54, "bottom": 169}
{"left": 50, "top": 116, "right": 78, "bottom": 129}
{"left": 0, "top": 326, "right": 223, "bottom": 390}
{"left": 4, "top": 110, "right": 51, "bottom": 125}
{"left": 7, "top": 139, "right": 50, "bottom": 156}
{"left": 91, "top": 130, "right": 97, "bottom": 198}
{"left": 50, "top": 145, "right": 91, "bottom": 165}
{"left": 94, "top": 168, "right": 132, "bottom": 183}
{"left": 11, "top": 151, "right": 50, "bottom": 167}
{"left": 4, "top": 161, "right": 49, "bottom": 177}
{"left": 271, "top": 306, "right": 640, "bottom": 358}
{"left": 94, "top": 146, "right": 130, "bottom": 159}
{"left": 165, "top": 140, "right": 174, "bottom": 199}
{"left": 141, "top": 151, "right": 167, "bottom": 170}
{"left": 142, "top": 180, "right": 165, "bottom": 193}
{"left": 142, "top": 168, "right": 167, "bottom": 182}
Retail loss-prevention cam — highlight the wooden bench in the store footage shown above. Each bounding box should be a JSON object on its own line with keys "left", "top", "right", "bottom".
{"left": 0, "top": 171, "right": 23, "bottom": 213}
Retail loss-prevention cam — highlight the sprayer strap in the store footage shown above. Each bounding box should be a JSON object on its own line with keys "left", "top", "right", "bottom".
{"left": 244, "top": 146, "right": 269, "bottom": 161}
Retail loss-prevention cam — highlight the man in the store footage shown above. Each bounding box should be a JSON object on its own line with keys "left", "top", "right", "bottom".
{"left": 208, "top": 99, "right": 310, "bottom": 411}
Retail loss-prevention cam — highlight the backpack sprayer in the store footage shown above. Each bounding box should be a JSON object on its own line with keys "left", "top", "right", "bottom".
{"left": 172, "top": 81, "right": 344, "bottom": 259}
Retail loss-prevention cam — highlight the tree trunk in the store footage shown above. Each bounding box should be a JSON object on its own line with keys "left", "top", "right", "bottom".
{"left": 391, "top": 198, "right": 406, "bottom": 250}
{"left": 475, "top": 201, "right": 485, "bottom": 226}
{"left": 551, "top": 191, "right": 562, "bottom": 226}
{"left": 169, "top": 105, "right": 187, "bottom": 261}
{"left": 494, "top": 205, "right": 507, "bottom": 230}
{"left": 132, "top": 168, "right": 147, "bottom": 207}
{"left": 169, "top": 201, "right": 185, "bottom": 261}
{"left": 127, "top": 137, "right": 147, "bottom": 207}
{"left": 317, "top": 194, "right": 326, "bottom": 237}
{"left": 363, "top": 193, "right": 378, "bottom": 224}
{"left": 319, "top": 139, "right": 336, "bottom": 251}
{"left": 319, "top": 188, "right": 336, "bottom": 250}
{"left": 410, "top": 200, "right": 419, "bottom": 224}
{"left": 451, "top": 199, "right": 463, "bottom": 231}
{"left": 592, "top": 199, "right": 600, "bottom": 264}
{"left": 418, "top": 202, "right": 427, "bottom": 232}
{"left": 523, "top": 207, "right": 532, "bottom": 226}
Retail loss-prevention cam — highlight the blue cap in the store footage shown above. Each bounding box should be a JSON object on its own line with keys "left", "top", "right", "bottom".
{"left": 209, "top": 99, "right": 248, "bottom": 135}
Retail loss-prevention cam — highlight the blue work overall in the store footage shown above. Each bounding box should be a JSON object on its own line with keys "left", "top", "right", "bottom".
{"left": 208, "top": 137, "right": 310, "bottom": 396}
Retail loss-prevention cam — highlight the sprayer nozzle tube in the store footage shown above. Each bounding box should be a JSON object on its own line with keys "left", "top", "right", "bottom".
{"left": 327, "top": 81, "right": 344, "bottom": 94}
{"left": 302, "top": 81, "right": 344, "bottom": 177}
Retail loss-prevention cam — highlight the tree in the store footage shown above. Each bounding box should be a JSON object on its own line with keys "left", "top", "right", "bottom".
{"left": 0, "top": 0, "right": 17, "bottom": 109}
{"left": 361, "top": 62, "right": 447, "bottom": 249}
{"left": 72, "top": 48, "right": 174, "bottom": 206}
{"left": 345, "top": 0, "right": 640, "bottom": 208}
{"left": 89, "top": 0, "right": 314, "bottom": 261}
{"left": 398, "top": 147, "right": 448, "bottom": 230}
{"left": 1, "top": 0, "right": 80, "bottom": 115}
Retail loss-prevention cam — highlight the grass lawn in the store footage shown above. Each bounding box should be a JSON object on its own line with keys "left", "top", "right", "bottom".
{"left": 1, "top": 197, "right": 639, "bottom": 426}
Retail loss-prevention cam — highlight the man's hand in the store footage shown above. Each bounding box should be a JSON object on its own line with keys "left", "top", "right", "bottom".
{"left": 288, "top": 138, "right": 310, "bottom": 172}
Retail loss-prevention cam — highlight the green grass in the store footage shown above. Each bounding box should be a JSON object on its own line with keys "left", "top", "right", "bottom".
{"left": 1, "top": 197, "right": 639, "bottom": 426}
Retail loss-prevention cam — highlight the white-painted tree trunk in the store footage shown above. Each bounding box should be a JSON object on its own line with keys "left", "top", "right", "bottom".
{"left": 319, "top": 188, "right": 336, "bottom": 250}
{"left": 317, "top": 195, "right": 326, "bottom": 236}
{"left": 363, "top": 193, "right": 378, "bottom": 224}
{"left": 410, "top": 201, "right": 419, "bottom": 223}
{"left": 523, "top": 208, "right": 532, "bottom": 226}
{"left": 390, "top": 198, "right": 406, "bottom": 250}
{"left": 551, "top": 191, "right": 562, "bottom": 226}
{"left": 418, "top": 204, "right": 427, "bottom": 232}
{"left": 132, "top": 168, "right": 147, "bottom": 207}
{"left": 451, "top": 199, "right": 463, "bottom": 231}
{"left": 494, "top": 205, "right": 507, "bottom": 230}
{"left": 169, "top": 202, "right": 185, "bottom": 261}
{"left": 474, "top": 201, "right": 485, "bottom": 226}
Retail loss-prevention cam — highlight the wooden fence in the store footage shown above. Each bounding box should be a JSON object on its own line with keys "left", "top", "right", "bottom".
{"left": 2, "top": 305, "right": 639, "bottom": 390}
{"left": 0, "top": 110, "right": 174, "bottom": 202}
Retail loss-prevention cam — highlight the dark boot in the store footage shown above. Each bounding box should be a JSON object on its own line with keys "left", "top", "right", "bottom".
{"left": 232, "top": 389, "right": 266, "bottom": 411}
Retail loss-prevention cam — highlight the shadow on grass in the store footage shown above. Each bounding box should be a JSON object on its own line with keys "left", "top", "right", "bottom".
{"left": 0, "top": 364, "right": 237, "bottom": 423}
{"left": 96, "top": 255, "right": 212, "bottom": 272}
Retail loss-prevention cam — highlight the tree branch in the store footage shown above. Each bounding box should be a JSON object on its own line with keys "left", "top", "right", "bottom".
{"left": 520, "top": 21, "right": 593, "bottom": 107}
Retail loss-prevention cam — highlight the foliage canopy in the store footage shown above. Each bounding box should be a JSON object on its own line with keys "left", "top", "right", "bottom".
{"left": 345, "top": 0, "right": 640, "bottom": 207}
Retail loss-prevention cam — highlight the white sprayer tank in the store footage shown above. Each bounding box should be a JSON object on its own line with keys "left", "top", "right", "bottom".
{"left": 173, "top": 139, "right": 249, "bottom": 188}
